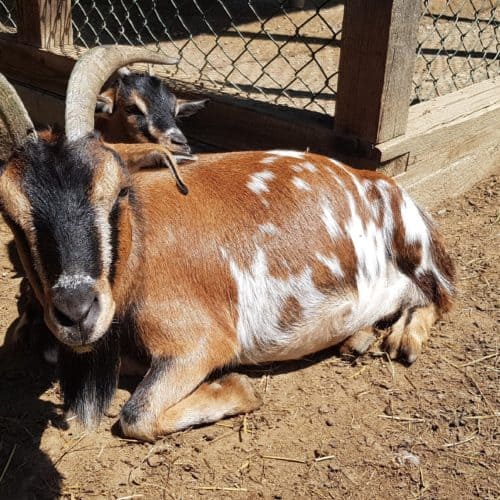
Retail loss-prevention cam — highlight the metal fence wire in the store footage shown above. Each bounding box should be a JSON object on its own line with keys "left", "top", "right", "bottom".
{"left": 0, "top": 0, "right": 16, "bottom": 32}
{"left": 1, "top": 1, "right": 499, "bottom": 111}
{"left": 413, "top": 0, "right": 500, "bottom": 103}
{"left": 72, "top": 0, "right": 343, "bottom": 114}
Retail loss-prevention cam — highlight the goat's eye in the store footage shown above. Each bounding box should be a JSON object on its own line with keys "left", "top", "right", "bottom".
{"left": 119, "top": 186, "right": 129, "bottom": 198}
{"left": 125, "top": 104, "right": 143, "bottom": 116}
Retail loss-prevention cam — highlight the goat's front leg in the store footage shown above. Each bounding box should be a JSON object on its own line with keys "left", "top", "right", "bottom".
{"left": 120, "top": 356, "right": 210, "bottom": 441}
{"left": 156, "top": 373, "right": 261, "bottom": 435}
{"left": 120, "top": 318, "right": 242, "bottom": 442}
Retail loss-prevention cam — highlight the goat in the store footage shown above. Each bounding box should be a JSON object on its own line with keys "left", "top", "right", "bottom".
{"left": 0, "top": 55, "right": 455, "bottom": 442}
{"left": 12, "top": 46, "right": 206, "bottom": 359}
{"left": 96, "top": 67, "right": 207, "bottom": 159}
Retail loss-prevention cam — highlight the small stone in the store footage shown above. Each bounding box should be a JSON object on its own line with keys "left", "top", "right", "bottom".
{"left": 395, "top": 450, "right": 420, "bottom": 467}
{"left": 318, "top": 405, "right": 330, "bottom": 415}
{"left": 147, "top": 454, "right": 164, "bottom": 467}
{"left": 383, "top": 405, "right": 393, "bottom": 416}
{"left": 325, "top": 418, "right": 334, "bottom": 427}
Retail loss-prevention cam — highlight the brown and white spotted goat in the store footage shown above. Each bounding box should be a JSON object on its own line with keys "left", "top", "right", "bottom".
{"left": 0, "top": 62, "right": 454, "bottom": 441}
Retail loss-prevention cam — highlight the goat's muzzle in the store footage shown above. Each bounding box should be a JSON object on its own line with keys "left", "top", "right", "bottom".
{"left": 46, "top": 278, "right": 115, "bottom": 348}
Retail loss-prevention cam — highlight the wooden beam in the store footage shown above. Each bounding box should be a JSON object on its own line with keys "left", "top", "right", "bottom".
{"left": 396, "top": 141, "right": 499, "bottom": 209}
{"left": 376, "top": 77, "right": 500, "bottom": 162}
{"left": 0, "top": 36, "right": 74, "bottom": 95}
{"left": 15, "top": 0, "right": 72, "bottom": 48}
{"left": 334, "top": 0, "right": 421, "bottom": 149}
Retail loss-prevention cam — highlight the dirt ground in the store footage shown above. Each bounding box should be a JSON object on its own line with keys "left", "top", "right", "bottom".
{"left": 0, "top": 172, "right": 498, "bottom": 499}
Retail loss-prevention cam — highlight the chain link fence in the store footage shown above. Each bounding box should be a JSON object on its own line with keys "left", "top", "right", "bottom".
{"left": 413, "top": 0, "right": 500, "bottom": 103}
{"left": 1, "top": 1, "right": 499, "bottom": 110}
{"left": 0, "top": 0, "right": 16, "bottom": 32}
{"left": 71, "top": 0, "right": 343, "bottom": 114}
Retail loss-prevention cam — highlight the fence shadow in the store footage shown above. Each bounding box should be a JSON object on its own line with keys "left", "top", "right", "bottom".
{"left": 0, "top": 239, "right": 62, "bottom": 499}
{"left": 0, "top": 337, "right": 62, "bottom": 499}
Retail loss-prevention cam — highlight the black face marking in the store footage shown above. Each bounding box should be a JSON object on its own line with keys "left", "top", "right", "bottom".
{"left": 118, "top": 73, "right": 178, "bottom": 133}
{"left": 19, "top": 136, "right": 104, "bottom": 285}
{"left": 108, "top": 198, "right": 121, "bottom": 285}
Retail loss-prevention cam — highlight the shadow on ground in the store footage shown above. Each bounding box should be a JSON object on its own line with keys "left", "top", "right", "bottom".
{"left": 0, "top": 321, "right": 62, "bottom": 500}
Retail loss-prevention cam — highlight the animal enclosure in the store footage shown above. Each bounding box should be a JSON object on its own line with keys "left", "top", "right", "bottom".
{"left": 0, "top": 0, "right": 498, "bottom": 199}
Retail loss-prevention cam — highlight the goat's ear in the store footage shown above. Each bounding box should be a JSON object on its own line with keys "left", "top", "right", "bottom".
{"left": 175, "top": 98, "right": 209, "bottom": 118}
{"left": 108, "top": 143, "right": 189, "bottom": 195}
{"left": 95, "top": 87, "right": 116, "bottom": 115}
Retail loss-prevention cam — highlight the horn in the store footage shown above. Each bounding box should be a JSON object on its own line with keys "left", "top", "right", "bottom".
{"left": 65, "top": 45, "right": 179, "bottom": 142}
{"left": 0, "top": 73, "right": 36, "bottom": 160}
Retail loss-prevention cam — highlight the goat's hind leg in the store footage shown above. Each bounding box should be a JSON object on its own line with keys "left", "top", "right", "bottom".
{"left": 383, "top": 304, "right": 438, "bottom": 364}
{"left": 156, "top": 373, "right": 261, "bottom": 435}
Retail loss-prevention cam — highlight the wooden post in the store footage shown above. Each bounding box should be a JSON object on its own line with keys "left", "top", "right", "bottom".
{"left": 15, "top": 0, "right": 72, "bottom": 48}
{"left": 334, "top": 0, "right": 421, "bottom": 153}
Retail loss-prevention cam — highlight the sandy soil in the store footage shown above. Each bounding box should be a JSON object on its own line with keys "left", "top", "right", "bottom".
{"left": 0, "top": 174, "right": 498, "bottom": 499}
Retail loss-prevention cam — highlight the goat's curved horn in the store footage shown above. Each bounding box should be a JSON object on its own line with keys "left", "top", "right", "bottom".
{"left": 65, "top": 45, "right": 179, "bottom": 142}
{"left": 0, "top": 73, "right": 36, "bottom": 159}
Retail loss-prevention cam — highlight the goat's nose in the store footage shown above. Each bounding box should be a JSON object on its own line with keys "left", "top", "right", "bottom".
{"left": 168, "top": 128, "right": 188, "bottom": 145}
{"left": 52, "top": 284, "right": 97, "bottom": 326}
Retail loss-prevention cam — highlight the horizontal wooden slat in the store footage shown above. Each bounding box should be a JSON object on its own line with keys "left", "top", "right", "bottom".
{"left": 0, "top": 35, "right": 74, "bottom": 95}
{"left": 396, "top": 140, "right": 499, "bottom": 208}
{"left": 377, "top": 78, "right": 500, "bottom": 162}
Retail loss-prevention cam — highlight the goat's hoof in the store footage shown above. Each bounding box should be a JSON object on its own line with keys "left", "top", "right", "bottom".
{"left": 339, "top": 330, "right": 376, "bottom": 358}
{"left": 119, "top": 417, "right": 156, "bottom": 442}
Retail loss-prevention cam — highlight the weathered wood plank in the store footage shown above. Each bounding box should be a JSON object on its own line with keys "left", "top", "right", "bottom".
{"left": 334, "top": 0, "right": 421, "bottom": 147}
{"left": 396, "top": 140, "right": 499, "bottom": 208}
{"left": 15, "top": 0, "right": 72, "bottom": 48}
{"left": 377, "top": 78, "right": 500, "bottom": 162}
{"left": 0, "top": 36, "right": 74, "bottom": 95}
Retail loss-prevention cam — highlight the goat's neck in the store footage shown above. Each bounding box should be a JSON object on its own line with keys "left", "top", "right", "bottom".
{"left": 112, "top": 197, "right": 144, "bottom": 313}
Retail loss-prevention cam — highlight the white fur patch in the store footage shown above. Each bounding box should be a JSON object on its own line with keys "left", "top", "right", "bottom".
{"left": 292, "top": 177, "right": 312, "bottom": 191}
{"left": 224, "top": 246, "right": 325, "bottom": 361}
{"left": 268, "top": 150, "right": 305, "bottom": 159}
{"left": 315, "top": 252, "right": 344, "bottom": 278}
{"left": 329, "top": 158, "right": 343, "bottom": 167}
{"left": 261, "top": 156, "right": 278, "bottom": 165}
{"left": 320, "top": 198, "right": 343, "bottom": 240}
{"left": 258, "top": 223, "right": 278, "bottom": 236}
{"left": 400, "top": 191, "right": 453, "bottom": 294}
{"left": 302, "top": 161, "right": 317, "bottom": 172}
{"left": 53, "top": 274, "right": 95, "bottom": 290}
{"left": 247, "top": 170, "right": 275, "bottom": 196}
